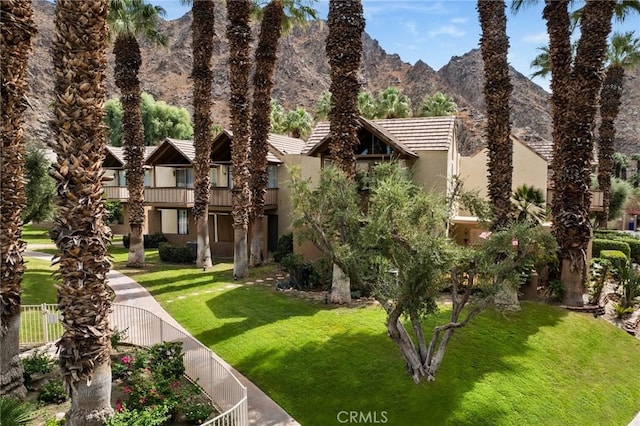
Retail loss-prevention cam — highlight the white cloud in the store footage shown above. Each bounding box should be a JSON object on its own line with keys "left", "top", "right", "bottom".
{"left": 428, "top": 25, "right": 465, "bottom": 38}
{"left": 522, "top": 32, "right": 549, "bottom": 44}
{"left": 450, "top": 17, "right": 468, "bottom": 24}
{"left": 404, "top": 20, "right": 418, "bottom": 36}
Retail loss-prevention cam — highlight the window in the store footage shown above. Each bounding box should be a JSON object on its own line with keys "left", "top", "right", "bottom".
{"left": 176, "top": 168, "right": 193, "bottom": 188}
{"left": 144, "top": 170, "right": 151, "bottom": 187}
{"left": 117, "top": 170, "right": 126, "bottom": 187}
{"left": 267, "top": 165, "right": 278, "bottom": 189}
{"left": 178, "top": 209, "right": 188, "bottom": 235}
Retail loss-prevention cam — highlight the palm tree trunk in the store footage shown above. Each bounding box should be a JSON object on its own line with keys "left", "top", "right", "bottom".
{"left": 478, "top": 0, "right": 513, "bottom": 230}
{"left": 596, "top": 65, "right": 624, "bottom": 229}
{"left": 192, "top": 0, "right": 215, "bottom": 269}
{"left": 0, "top": 0, "right": 36, "bottom": 399}
{"left": 51, "top": 1, "right": 113, "bottom": 423}
{"left": 249, "top": 0, "right": 284, "bottom": 267}
{"left": 555, "top": 0, "right": 614, "bottom": 306}
{"left": 114, "top": 34, "right": 146, "bottom": 268}
{"left": 226, "top": 0, "right": 253, "bottom": 278}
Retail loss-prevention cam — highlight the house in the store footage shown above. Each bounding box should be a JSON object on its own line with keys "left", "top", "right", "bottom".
{"left": 131, "top": 133, "right": 316, "bottom": 257}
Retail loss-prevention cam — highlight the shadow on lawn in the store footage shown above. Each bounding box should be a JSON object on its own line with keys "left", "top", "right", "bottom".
{"left": 230, "top": 302, "right": 569, "bottom": 426}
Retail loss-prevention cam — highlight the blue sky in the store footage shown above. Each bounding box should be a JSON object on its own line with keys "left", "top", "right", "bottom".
{"left": 151, "top": 1, "right": 640, "bottom": 93}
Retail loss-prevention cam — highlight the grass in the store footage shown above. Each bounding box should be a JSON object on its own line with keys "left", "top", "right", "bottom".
{"left": 22, "top": 223, "right": 53, "bottom": 246}
{"left": 22, "top": 257, "right": 57, "bottom": 304}
{"left": 20, "top": 234, "right": 640, "bottom": 425}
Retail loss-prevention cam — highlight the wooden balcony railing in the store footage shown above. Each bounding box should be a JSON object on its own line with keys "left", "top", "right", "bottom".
{"left": 209, "top": 187, "right": 278, "bottom": 208}
{"left": 103, "top": 186, "right": 129, "bottom": 200}
{"left": 145, "top": 187, "right": 195, "bottom": 206}
{"left": 546, "top": 189, "right": 604, "bottom": 212}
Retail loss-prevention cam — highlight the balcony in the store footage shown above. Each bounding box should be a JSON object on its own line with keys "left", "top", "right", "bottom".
{"left": 546, "top": 189, "right": 604, "bottom": 212}
{"left": 145, "top": 187, "right": 195, "bottom": 207}
{"left": 209, "top": 187, "right": 278, "bottom": 210}
{"left": 103, "top": 186, "right": 129, "bottom": 201}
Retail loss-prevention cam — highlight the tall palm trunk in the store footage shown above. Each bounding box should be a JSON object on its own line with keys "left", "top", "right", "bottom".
{"left": 0, "top": 0, "right": 36, "bottom": 399}
{"left": 51, "top": 1, "right": 113, "bottom": 423}
{"left": 192, "top": 0, "right": 215, "bottom": 269}
{"left": 114, "top": 34, "right": 146, "bottom": 268}
{"left": 596, "top": 65, "right": 624, "bottom": 229}
{"left": 326, "top": 0, "right": 364, "bottom": 304}
{"left": 249, "top": 0, "right": 284, "bottom": 267}
{"left": 544, "top": 0, "right": 572, "bottom": 224}
{"left": 554, "top": 0, "right": 614, "bottom": 306}
{"left": 478, "top": 0, "right": 513, "bottom": 231}
{"left": 226, "top": 0, "right": 252, "bottom": 278}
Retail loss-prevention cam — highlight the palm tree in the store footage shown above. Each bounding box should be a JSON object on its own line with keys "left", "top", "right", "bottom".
{"left": 613, "top": 152, "right": 630, "bottom": 179}
{"left": 50, "top": 0, "right": 113, "bottom": 423}
{"left": 419, "top": 92, "right": 458, "bottom": 117}
{"left": 358, "top": 91, "right": 377, "bottom": 119}
{"left": 478, "top": 0, "right": 513, "bottom": 230}
{"left": 190, "top": 0, "right": 215, "bottom": 269}
{"left": 596, "top": 31, "right": 640, "bottom": 229}
{"left": 270, "top": 99, "right": 287, "bottom": 133}
{"left": 227, "top": 0, "right": 253, "bottom": 278}
{"left": 283, "top": 107, "right": 313, "bottom": 138}
{"left": 326, "top": 0, "right": 364, "bottom": 304}
{"left": 0, "top": 0, "right": 36, "bottom": 399}
{"left": 108, "top": 0, "right": 167, "bottom": 268}
{"left": 249, "top": 0, "right": 316, "bottom": 267}
{"left": 512, "top": 184, "right": 547, "bottom": 224}
{"left": 314, "top": 90, "right": 331, "bottom": 120}
{"left": 375, "top": 87, "right": 412, "bottom": 119}
{"left": 550, "top": 0, "right": 615, "bottom": 306}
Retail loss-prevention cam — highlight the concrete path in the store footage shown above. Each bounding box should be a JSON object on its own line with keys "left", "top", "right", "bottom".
{"left": 25, "top": 250, "right": 299, "bottom": 426}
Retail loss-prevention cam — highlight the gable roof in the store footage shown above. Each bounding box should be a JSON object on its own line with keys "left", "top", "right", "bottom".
{"left": 304, "top": 116, "right": 457, "bottom": 157}
{"left": 465, "top": 135, "right": 548, "bottom": 163}
{"left": 145, "top": 138, "right": 194, "bottom": 166}
{"left": 211, "top": 131, "right": 306, "bottom": 164}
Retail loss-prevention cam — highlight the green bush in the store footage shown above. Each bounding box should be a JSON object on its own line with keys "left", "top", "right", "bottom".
{"left": 106, "top": 404, "right": 170, "bottom": 426}
{"left": 599, "top": 250, "right": 628, "bottom": 272}
{"left": 280, "top": 253, "right": 313, "bottom": 290}
{"left": 592, "top": 238, "right": 630, "bottom": 259}
{"left": 38, "top": 379, "right": 67, "bottom": 404}
{"left": 547, "top": 279, "right": 564, "bottom": 302}
{"left": 147, "top": 342, "right": 185, "bottom": 382}
{"left": 22, "top": 350, "right": 54, "bottom": 384}
{"left": 619, "top": 238, "right": 640, "bottom": 263}
{"left": 123, "top": 233, "right": 167, "bottom": 249}
{"left": 158, "top": 242, "right": 195, "bottom": 264}
{"left": 274, "top": 232, "right": 294, "bottom": 263}
{"left": 110, "top": 327, "right": 129, "bottom": 350}
{"left": 0, "top": 397, "right": 34, "bottom": 426}
{"left": 184, "top": 402, "right": 214, "bottom": 424}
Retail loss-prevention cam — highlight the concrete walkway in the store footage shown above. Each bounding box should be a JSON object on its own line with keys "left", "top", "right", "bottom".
{"left": 25, "top": 250, "right": 299, "bottom": 426}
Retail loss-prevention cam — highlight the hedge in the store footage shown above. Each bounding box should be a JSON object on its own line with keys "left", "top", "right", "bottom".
{"left": 158, "top": 242, "right": 196, "bottom": 264}
{"left": 122, "top": 232, "right": 167, "bottom": 249}
{"left": 619, "top": 238, "right": 640, "bottom": 263}
{"left": 591, "top": 238, "right": 630, "bottom": 259}
{"left": 599, "top": 250, "right": 628, "bottom": 272}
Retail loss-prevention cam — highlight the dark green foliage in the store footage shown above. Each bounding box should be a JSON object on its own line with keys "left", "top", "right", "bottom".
{"left": 588, "top": 258, "right": 611, "bottom": 304}
{"left": 616, "top": 260, "right": 640, "bottom": 309}
{"left": 147, "top": 342, "right": 185, "bottom": 382}
{"left": 106, "top": 404, "right": 171, "bottom": 426}
{"left": 620, "top": 238, "right": 640, "bottom": 263}
{"left": 158, "top": 242, "right": 196, "bottom": 264}
{"left": 123, "top": 232, "right": 167, "bottom": 249}
{"left": 106, "top": 200, "right": 124, "bottom": 224}
{"left": 280, "top": 253, "right": 311, "bottom": 289}
{"left": 547, "top": 280, "right": 565, "bottom": 302}
{"left": 110, "top": 327, "right": 129, "bottom": 350}
{"left": 600, "top": 250, "right": 628, "bottom": 272}
{"left": 592, "top": 238, "right": 630, "bottom": 259}
{"left": 22, "top": 350, "right": 54, "bottom": 385}
{"left": 0, "top": 397, "right": 34, "bottom": 426}
{"left": 274, "top": 232, "right": 293, "bottom": 263}
{"left": 37, "top": 379, "right": 67, "bottom": 404}
{"left": 184, "top": 402, "right": 214, "bottom": 424}
{"left": 22, "top": 142, "right": 56, "bottom": 224}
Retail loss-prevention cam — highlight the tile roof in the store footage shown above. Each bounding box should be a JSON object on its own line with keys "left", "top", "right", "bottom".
{"left": 267, "top": 134, "right": 306, "bottom": 156}
{"left": 304, "top": 116, "right": 457, "bottom": 155}
{"left": 165, "top": 138, "right": 196, "bottom": 162}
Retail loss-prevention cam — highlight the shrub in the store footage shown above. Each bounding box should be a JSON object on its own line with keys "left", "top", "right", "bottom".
{"left": 110, "top": 327, "right": 129, "bottom": 350}
{"left": 592, "top": 238, "right": 630, "bottom": 259}
{"left": 600, "top": 250, "right": 628, "bottom": 273}
{"left": 619, "top": 238, "right": 640, "bottom": 263}
{"left": 274, "top": 232, "right": 294, "bottom": 263}
{"left": 147, "top": 342, "right": 185, "bottom": 382}
{"left": 158, "top": 242, "right": 195, "bottom": 264}
{"left": 310, "top": 256, "right": 332, "bottom": 290}
{"left": 105, "top": 200, "right": 124, "bottom": 224}
{"left": 38, "top": 379, "right": 67, "bottom": 404}
{"left": 547, "top": 279, "right": 564, "bottom": 302}
{"left": 184, "top": 402, "right": 214, "bottom": 424}
{"left": 123, "top": 233, "right": 167, "bottom": 249}
{"left": 22, "top": 349, "right": 54, "bottom": 384}
{"left": 280, "top": 253, "right": 313, "bottom": 290}
{"left": 613, "top": 302, "right": 635, "bottom": 318}
{"left": 106, "top": 404, "right": 171, "bottom": 426}
{"left": 0, "top": 397, "right": 34, "bottom": 426}
{"left": 588, "top": 258, "right": 611, "bottom": 305}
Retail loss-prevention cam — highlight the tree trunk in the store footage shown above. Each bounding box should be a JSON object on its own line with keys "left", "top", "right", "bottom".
{"left": 196, "top": 213, "right": 212, "bottom": 268}
{"left": 0, "top": 313, "right": 26, "bottom": 398}
{"left": 65, "top": 361, "right": 113, "bottom": 426}
{"left": 494, "top": 281, "right": 521, "bottom": 311}
{"left": 127, "top": 223, "right": 144, "bottom": 267}
{"left": 330, "top": 263, "right": 351, "bottom": 304}
{"left": 249, "top": 217, "right": 264, "bottom": 267}
{"left": 233, "top": 226, "right": 248, "bottom": 279}
{"left": 0, "top": 0, "right": 36, "bottom": 398}
{"left": 561, "top": 257, "right": 585, "bottom": 306}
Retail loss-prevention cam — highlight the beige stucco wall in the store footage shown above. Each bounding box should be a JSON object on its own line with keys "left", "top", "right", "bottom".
{"left": 277, "top": 155, "right": 322, "bottom": 236}
{"left": 155, "top": 166, "right": 175, "bottom": 187}
{"left": 160, "top": 209, "right": 178, "bottom": 234}
{"left": 411, "top": 150, "right": 450, "bottom": 195}
{"left": 459, "top": 140, "right": 548, "bottom": 201}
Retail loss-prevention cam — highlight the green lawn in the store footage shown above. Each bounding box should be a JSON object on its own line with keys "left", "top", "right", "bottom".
{"left": 22, "top": 223, "right": 54, "bottom": 246}
{"left": 21, "top": 250, "right": 640, "bottom": 425}
{"left": 22, "top": 257, "right": 57, "bottom": 304}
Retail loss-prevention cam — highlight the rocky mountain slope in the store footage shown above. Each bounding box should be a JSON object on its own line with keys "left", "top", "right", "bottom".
{"left": 23, "top": 0, "right": 640, "bottom": 155}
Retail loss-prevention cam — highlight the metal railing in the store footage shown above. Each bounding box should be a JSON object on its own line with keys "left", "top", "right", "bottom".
{"left": 20, "top": 303, "right": 247, "bottom": 426}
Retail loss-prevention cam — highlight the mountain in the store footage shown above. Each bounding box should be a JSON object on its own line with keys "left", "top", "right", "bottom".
{"left": 22, "top": 0, "right": 640, "bottom": 156}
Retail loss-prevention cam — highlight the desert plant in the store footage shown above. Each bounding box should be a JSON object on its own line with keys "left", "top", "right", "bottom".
{"left": 616, "top": 260, "right": 640, "bottom": 309}
{"left": 110, "top": 327, "right": 129, "bottom": 350}
{"left": 613, "top": 302, "right": 635, "bottom": 318}
{"left": 37, "top": 379, "right": 68, "bottom": 404}
{"left": 0, "top": 397, "right": 34, "bottom": 426}
{"left": 588, "top": 258, "right": 611, "bottom": 305}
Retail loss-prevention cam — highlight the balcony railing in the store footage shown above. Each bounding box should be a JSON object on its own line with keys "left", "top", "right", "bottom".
{"left": 103, "top": 186, "right": 129, "bottom": 200}
{"left": 546, "top": 189, "right": 604, "bottom": 212}
{"left": 146, "top": 187, "right": 195, "bottom": 206}
{"left": 209, "top": 187, "right": 278, "bottom": 208}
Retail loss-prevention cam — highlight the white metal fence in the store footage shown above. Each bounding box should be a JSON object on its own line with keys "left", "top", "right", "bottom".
{"left": 20, "top": 303, "right": 247, "bottom": 426}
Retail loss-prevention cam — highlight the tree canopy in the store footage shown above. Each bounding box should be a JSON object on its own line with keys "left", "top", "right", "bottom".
{"left": 22, "top": 142, "right": 55, "bottom": 224}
